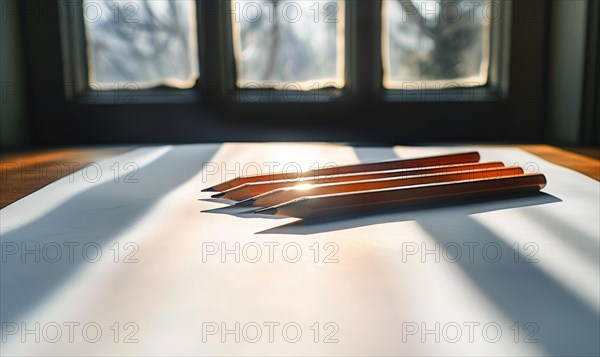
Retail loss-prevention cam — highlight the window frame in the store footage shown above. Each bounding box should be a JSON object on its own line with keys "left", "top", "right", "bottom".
{"left": 19, "top": 0, "right": 549, "bottom": 144}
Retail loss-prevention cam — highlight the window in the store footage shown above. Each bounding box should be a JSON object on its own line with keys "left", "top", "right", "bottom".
{"left": 82, "top": 0, "right": 199, "bottom": 89}
{"left": 23, "top": 0, "right": 549, "bottom": 143}
{"left": 232, "top": 0, "right": 345, "bottom": 90}
{"left": 77, "top": 0, "right": 493, "bottom": 92}
{"left": 382, "top": 0, "right": 491, "bottom": 89}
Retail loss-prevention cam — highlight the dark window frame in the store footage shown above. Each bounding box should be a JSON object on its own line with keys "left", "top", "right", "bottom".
{"left": 19, "top": 0, "right": 550, "bottom": 145}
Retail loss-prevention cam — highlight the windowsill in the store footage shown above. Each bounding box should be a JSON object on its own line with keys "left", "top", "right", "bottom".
{"left": 72, "top": 89, "right": 200, "bottom": 105}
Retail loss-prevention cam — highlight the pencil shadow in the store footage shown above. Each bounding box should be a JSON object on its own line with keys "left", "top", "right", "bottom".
{"left": 198, "top": 198, "right": 236, "bottom": 205}
{"left": 201, "top": 205, "right": 288, "bottom": 220}
{"left": 0, "top": 144, "right": 221, "bottom": 326}
{"left": 202, "top": 206, "right": 253, "bottom": 214}
{"left": 201, "top": 205, "right": 259, "bottom": 216}
{"left": 257, "top": 192, "right": 561, "bottom": 235}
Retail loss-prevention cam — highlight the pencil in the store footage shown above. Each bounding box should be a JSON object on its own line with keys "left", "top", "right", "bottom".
{"left": 202, "top": 151, "right": 481, "bottom": 192}
{"left": 255, "top": 174, "right": 547, "bottom": 219}
{"left": 214, "top": 161, "right": 504, "bottom": 201}
{"left": 240, "top": 166, "right": 524, "bottom": 207}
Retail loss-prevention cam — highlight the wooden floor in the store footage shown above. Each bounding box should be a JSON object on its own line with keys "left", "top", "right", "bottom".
{"left": 1, "top": 145, "right": 598, "bottom": 209}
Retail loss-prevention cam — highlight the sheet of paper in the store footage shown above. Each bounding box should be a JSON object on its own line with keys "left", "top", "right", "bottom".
{"left": 1, "top": 144, "right": 598, "bottom": 356}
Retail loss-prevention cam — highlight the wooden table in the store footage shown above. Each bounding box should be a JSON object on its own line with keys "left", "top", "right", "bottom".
{"left": 1, "top": 145, "right": 598, "bottom": 209}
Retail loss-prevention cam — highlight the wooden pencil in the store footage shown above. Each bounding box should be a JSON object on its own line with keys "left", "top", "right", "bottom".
{"left": 203, "top": 151, "right": 480, "bottom": 192}
{"left": 241, "top": 166, "right": 524, "bottom": 207}
{"left": 254, "top": 174, "right": 547, "bottom": 219}
{"left": 214, "top": 161, "right": 504, "bottom": 201}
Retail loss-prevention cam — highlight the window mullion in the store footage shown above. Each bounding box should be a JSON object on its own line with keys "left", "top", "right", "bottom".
{"left": 58, "top": 0, "right": 88, "bottom": 101}
{"left": 353, "top": 0, "right": 382, "bottom": 102}
{"left": 197, "top": 0, "right": 229, "bottom": 104}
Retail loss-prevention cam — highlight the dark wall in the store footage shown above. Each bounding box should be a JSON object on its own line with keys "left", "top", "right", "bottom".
{"left": 0, "top": 0, "right": 29, "bottom": 148}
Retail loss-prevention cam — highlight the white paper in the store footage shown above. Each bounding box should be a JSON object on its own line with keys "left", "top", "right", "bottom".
{"left": 1, "top": 143, "right": 598, "bottom": 356}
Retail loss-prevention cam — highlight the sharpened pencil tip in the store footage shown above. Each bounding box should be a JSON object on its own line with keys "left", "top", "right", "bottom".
{"left": 211, "top": 192, "right": 226, "bottom": 198}
{"left": 202, "top": 187, "right": 218, "bottom": 192}
{"left": 254, "top": 207, "right": 277, "bottom": 215}
{"left": 235, "top": 198, "right": 256, "bottom": 207}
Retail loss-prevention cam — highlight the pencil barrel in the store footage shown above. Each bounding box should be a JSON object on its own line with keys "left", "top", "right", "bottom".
{"left": 207, "top": 152, "right": 481, "bottom": 192}
{"left": 253, "top": 166, "right": 524, "bottom": 207}
{"left": 220, "top": 161, "right": 504, "bottom": 201}
{"left": 272, "top": 174, "right": 547, "bottom": 218}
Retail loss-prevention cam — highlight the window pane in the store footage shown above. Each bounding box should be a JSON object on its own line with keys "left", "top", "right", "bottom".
{"left": 383, "top": 0, "right": 491, "bottom": 89}
{"left": 83, "top": 0, "right": 199, "bottom": 89}
{"left": 232, "top": 0, "right": 345, "bottom": 90}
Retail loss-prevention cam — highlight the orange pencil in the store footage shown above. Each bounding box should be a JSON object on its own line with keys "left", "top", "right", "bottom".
{"left": 255, "top": 174, "right": 547, "bottom": 219}
{"left": 203, "top": 152, "right": 480, "bottom": 192}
